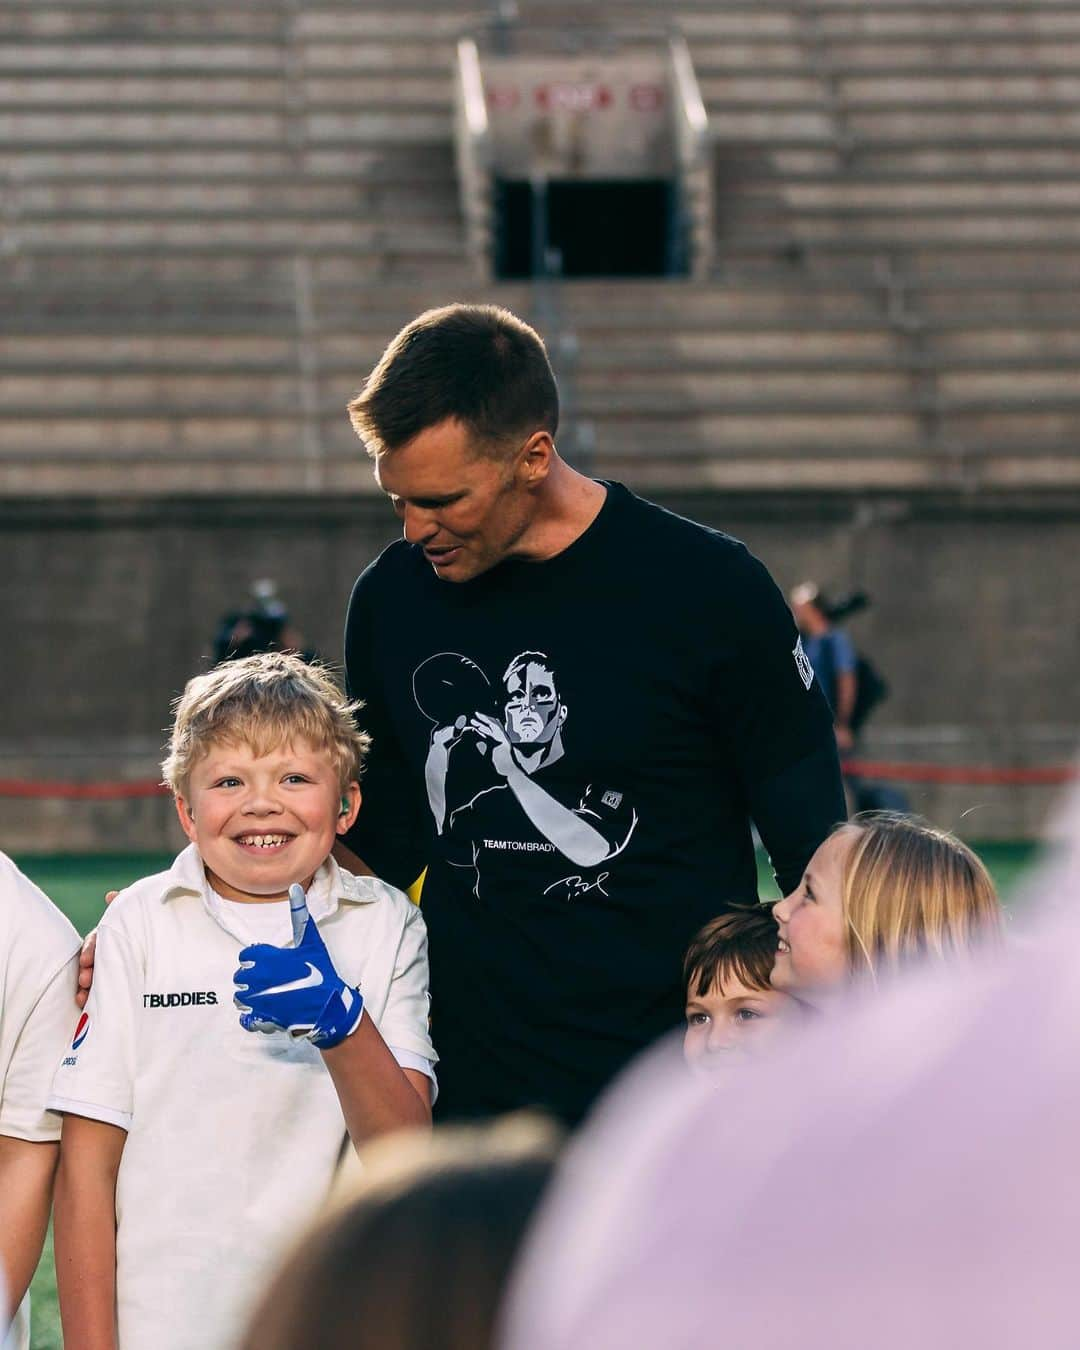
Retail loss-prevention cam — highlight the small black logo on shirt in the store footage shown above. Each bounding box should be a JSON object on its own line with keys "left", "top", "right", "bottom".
{"left": 143, "top": 991, "right": 219, "bottom": 1008}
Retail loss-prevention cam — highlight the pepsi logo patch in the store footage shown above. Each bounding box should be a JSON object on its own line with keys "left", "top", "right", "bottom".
{"left": 71, "top": 1012, "right": 90, "bottom": 1050}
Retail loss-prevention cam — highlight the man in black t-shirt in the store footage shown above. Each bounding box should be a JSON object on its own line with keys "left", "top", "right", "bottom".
{"left": 336, "top": 303, "right": 846, "bottom": 1124}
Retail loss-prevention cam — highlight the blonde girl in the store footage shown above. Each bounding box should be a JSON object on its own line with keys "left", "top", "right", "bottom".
{"left": 772, "top": 811, "right": 1001, "bottom": 1004}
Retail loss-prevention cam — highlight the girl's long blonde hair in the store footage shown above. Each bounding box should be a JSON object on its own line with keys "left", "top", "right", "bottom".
{"left": 841, "top": 811, "right": 1002, "bottom": 978}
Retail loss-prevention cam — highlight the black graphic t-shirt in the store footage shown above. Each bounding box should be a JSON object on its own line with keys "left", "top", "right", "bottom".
{"left": 343, "top": 482, "right": 844, "bottom": 1124}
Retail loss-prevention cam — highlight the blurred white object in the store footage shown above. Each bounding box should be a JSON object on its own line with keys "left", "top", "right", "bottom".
{"left": 1, "top": 1286, "right": 26, "bottom": 1350}
{"left": 502, "top": 780, "right": 1080, "bottom": 1350}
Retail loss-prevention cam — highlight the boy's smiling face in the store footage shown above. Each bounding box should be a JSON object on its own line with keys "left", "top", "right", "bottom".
{"left": 175, "top": 737, "right": 360, "bottom": 902}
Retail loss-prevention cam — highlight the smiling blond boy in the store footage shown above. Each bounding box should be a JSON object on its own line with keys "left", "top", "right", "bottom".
{"left": 50, "top": 653, "right": 435, "bottom": 1350}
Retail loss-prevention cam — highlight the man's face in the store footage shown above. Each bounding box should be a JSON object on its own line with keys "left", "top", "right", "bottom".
{"left": 504, "top": 661, "right": 564, "bottom": 746}
{"left": 374, "top": 418, "right": 542, "bottom": 583}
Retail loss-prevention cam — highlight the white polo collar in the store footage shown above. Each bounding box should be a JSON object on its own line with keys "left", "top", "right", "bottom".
{"left": 160, "top": 843, "right": 377, "bottom": 923}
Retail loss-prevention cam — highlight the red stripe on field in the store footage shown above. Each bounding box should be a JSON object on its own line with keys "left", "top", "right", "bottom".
{"left": 844, "top": 760, "right": 1076, "bottom": 787}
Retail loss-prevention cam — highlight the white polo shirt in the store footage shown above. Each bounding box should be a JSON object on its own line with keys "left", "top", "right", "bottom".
{"left": 48, "top": 844, "right": 436, "bottom": 1350}
{"left": 0, "top": 852, "right": 81, "bottom": 1350}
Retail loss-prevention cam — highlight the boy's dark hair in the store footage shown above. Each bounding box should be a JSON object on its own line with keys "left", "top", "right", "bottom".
{"left": 347, "top": 303, "right": 559, "bottom": 459}
{"left": 682, "top": 904, "right": 780, "bottom": 1001}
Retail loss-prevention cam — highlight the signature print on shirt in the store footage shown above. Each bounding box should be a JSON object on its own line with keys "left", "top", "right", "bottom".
{"left": 412, "top": 651, "right": 638, "bottom": 899}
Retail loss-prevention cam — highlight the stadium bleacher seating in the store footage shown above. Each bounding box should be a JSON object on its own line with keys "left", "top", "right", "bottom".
{"left": 4, "top": 0, "right": 1080, "bottom": 493}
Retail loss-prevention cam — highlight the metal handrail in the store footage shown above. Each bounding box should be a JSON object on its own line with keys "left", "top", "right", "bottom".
{"left": 668, "top": 34, "right": 712, "bottom": 278}
{"left": 280, "top": 0, "right": 325, "bottom": 487}
{"left": 454, "top": 37, "right": 493, "bottom": 276}
{"left": 669, "top": 35, "right": 708, "bottom": 169}
{"left": 457, "top": 37, "right": 490, "bottom": 145}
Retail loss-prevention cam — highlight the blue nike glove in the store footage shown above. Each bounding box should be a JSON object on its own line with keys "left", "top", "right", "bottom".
{"left": 233, "top": 887, "right": 364, "bottom": 1048}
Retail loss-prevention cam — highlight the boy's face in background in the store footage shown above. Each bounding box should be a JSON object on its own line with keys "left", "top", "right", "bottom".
{"left": 175, "top": 737, "right": 360, "bottom": 902}
{"left": 683, "top": 973, "right": 794, "bottom": 1077}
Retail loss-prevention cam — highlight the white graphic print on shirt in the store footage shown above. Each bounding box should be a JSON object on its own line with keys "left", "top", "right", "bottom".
{"left": 413, "top": 650, "right": 638, "bottom": 900}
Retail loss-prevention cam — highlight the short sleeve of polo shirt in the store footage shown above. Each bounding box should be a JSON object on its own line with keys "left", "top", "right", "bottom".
{"left": 0, "top": 856, "right": 81, "bottom": 1144}
{"left": 48, "top": 920, "right": 142, "bottom": 1132}
{"left": 1, "top": 953, "right": 80, "bottom": 1143}
{"left": 376, "top": 900, "right": 436, "bottom": 1068}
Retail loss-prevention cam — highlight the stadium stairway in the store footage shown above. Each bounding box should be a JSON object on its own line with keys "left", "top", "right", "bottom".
{"left": 3, "top": 0, "right": 1080, "bottom": 494}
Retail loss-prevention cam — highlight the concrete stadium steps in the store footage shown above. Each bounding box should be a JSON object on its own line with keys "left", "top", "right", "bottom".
{"left": 0, "top": 145, "right": 454, "bottom": 177}
{"left": 5, "top": 41, "right": 448, "bottom": 72}
{"left": 12, "top": 321, "right": 1080, "bottom": 409}
{"left": 0, "top": 109, "right": 452, "bottom": 145}
{"left": 12, "top": 421, "right": 1077, "bottom": 496}
{"left": 760, "top": 145, "right": 1080, "bottom": 175}
{"left": 692, "top": 42, "right": 1080, "bottom": 71}
{"left": 4, "top": 0, "right": 1080, "bottom": 493}
{"left": 0, "top": 276, "right": 899, "bottom": 331}
{"left": 1, "top": 250, "right": 471, "bottom": 288}
{"left": 692, "top": 2, "right": 1080, "bottom": 276}
{"left": 11, "top": 179, "right": 452, "bottom": 215}
{"left": 5, "top": 260, "right": 1080, "bottom": 490}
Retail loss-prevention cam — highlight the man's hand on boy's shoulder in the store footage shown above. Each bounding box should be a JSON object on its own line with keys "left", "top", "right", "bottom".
{"left": 74, "top": 890, "right": 118, "bottom": 1010}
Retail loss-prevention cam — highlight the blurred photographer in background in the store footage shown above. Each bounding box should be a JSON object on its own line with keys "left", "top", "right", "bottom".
{"left": 790, "top": 583, "right": 905, "bottom": 814}
{"left": 789, "top": 582, "right": 862, "bottom": 755}
{"left": 212, "top": 579, "right": 315, "bottom": 665}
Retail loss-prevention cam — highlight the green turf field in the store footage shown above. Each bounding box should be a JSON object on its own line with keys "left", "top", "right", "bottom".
{"left": 16, "top": 843, "right": 1039, "bottom": 938}
{"left": 13, "top": 842, "right": 1040, "bottom": 1350}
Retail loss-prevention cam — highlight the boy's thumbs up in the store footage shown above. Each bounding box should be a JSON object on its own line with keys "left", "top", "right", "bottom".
{"left": 288, "top": 883, "right": 310, "bottom": 947}
{"left": 235, "top": 886, "right": 364, "bottom": 1048}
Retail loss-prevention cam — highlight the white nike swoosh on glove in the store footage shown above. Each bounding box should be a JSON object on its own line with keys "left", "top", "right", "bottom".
{"left": 256, "top": 962, "right": 325, "bottom": 997}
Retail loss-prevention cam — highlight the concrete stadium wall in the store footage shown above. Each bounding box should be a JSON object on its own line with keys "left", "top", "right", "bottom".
{"left": 3, "top": 488, "right": 1077, "bottom": 854}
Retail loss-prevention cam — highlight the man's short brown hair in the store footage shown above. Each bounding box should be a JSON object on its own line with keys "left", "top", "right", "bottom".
{"left": 347, "top": 303, "right": 559, "bottom": 459}
{"left": 682, "top": 904, "right": 780, "bottom": 1001}
{"left": 161, "top": 651, "right": 370, "bottom": 796}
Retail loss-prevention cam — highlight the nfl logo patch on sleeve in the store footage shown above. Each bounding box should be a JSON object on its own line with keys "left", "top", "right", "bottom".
{"left": 793, "top": 637, "right": 815, "bottom": 691}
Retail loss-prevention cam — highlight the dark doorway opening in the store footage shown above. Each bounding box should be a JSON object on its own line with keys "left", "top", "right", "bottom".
{"left": 494, "top": 178, "right": 683, "bottom": 279}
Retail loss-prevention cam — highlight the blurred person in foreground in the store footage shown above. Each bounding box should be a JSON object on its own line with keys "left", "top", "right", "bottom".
{"left": 0, "top": 854, "right": 81, "bottom": 1350}
{"left": 681, "top": 905, "right": 796, "bottom": 1077}
{"left": 772, "top": 810, "right": 1003, "bottom": 1008}
{"left": 239, "top": 1117, "right": 560, "bottom": 1350}
{"left": 499, "top": 802, "right": 1073, "bottom": 1350}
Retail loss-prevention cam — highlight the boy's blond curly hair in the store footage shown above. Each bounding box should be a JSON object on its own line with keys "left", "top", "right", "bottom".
{"left": 161, "top": 652, "right": 370, "bottom": 796}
